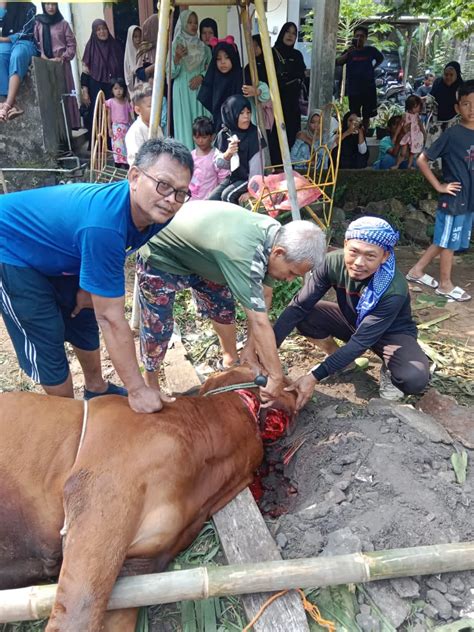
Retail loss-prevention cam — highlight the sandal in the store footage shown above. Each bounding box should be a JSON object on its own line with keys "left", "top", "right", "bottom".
{"left": 7, "top": 105, "right": 24, "bottom": 120}
{"left": 0, "top": 102, "right": 11, "bottom": 122}
{"left": 435, "top": 286, "right": 471, "bottom": 302}
{"left": 406, "top": 272, "right": 438, "bottom": 288}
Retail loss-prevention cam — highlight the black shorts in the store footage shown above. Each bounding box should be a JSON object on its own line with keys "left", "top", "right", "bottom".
{"left": 348, "top": 91, "right": 378, "bottom": 119}
{"left": 0, "top": 264, "right": 99, "bottom": 386}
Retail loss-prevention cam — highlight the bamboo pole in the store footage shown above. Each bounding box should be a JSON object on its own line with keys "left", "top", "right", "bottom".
{"left": 149, "top": 0, "right": 171, "bottom": 139}
{"left": 253, "top": 0, "right": 301, "bottom": 221}
{"left": 131, "top": 0, "right": 172, "bottom": 329}
{"left": 1, "top": 542, "right": 473, "bottom": 623}
{"left": 239, "top": 4, "right": 269, "bottom": 164}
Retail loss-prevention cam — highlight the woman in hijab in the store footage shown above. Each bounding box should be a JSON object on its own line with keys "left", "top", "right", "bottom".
{"left": 34, "top": 3, "right": 80, "bottom": 129}
{"left": 209, "top": 93, "right": 264, "bottom": 204}
{"left": 80, "top": 18, "right": 123, "bottom": 142}
{"left": 431, "top": 61, "right": 463, "bottom": 122}
{"left": 198, "top": 39, "right": 242, "bottom": 132}
{"left": 199, "top": 17, "right": 218, "bottom": 47}
{"left": 332, "top": 111, "right": 368, "bottom": 169}
{"left": 269, "top": 22, "right": 306, "bottom": 163}
{"left": 0, "top": 2, "right": 37, "bottom": 121}
{"left": 123, "top": 24, "right": 141, "bottom": 94}
{"left": 135, "top": 13, "right": 157, "bottom": 82}
{"left": 169, "top": 10, "right": 211, "bottom": 149}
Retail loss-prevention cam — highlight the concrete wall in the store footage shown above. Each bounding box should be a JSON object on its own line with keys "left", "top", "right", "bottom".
{"left": 0, "top": 58, "right": 67, "bottom": 169}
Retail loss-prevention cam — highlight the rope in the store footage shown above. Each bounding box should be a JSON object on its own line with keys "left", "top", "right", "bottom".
{"left": 241, "top": 589, "right": 336, "bottom": 632}
{"left": 60, "top": 400, "right": 89, "bottom": 538}
{"left": 203, "top": 381, "right": 260, "bottom": 397}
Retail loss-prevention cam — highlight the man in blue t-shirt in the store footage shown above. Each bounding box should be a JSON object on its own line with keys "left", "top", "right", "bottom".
{"left": 0, "top": 138, "right": 193, "bottom": 414}
{"left": 336, "top": 25, "right": 384, "bottom": 131}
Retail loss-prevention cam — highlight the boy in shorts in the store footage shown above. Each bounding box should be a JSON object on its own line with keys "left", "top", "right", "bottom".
{"left": 406, "top": 80, "right": 474, "bottom": 302}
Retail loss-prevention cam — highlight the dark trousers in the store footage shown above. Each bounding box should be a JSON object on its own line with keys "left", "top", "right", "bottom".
{"left": 208, "top": 177, "right": 248, "bottom": 204}
{"left": 297, "top": 301, "right": 430, "bottom": 395}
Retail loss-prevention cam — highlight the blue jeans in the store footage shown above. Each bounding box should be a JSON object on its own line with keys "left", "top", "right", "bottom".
{"left": 0, "top": 39, "right": 37, "bottom": 96}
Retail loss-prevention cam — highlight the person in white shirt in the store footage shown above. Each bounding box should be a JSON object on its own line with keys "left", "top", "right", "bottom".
{"left": 125, "top": 83, "right": 166, "bottom": 166}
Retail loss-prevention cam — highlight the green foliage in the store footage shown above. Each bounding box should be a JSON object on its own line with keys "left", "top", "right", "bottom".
{"left": 302, "top": 0, "right": 396, "bottom": 52}
{"left": 268, "top": 278, "right": 303, "bottom": 320}
{"left": 335, "top": 169, "right": 434, "bottom": 206}
{"left": 372, "top": 102, "right": 405, "bottom": 129}
{"left": 384, "top": 0, "right": 474, "bottom": 39}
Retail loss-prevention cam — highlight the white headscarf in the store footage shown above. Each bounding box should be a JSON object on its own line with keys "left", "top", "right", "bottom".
{"left": 124, "top": 24, "right": 141, "bottom": 94}
{"left": 173, "top": 10, "right": 207, "bottom": 74}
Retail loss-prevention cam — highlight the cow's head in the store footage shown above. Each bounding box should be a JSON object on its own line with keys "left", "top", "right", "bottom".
{"left": 200, "top": 365, "right": 298, "bottom": 436}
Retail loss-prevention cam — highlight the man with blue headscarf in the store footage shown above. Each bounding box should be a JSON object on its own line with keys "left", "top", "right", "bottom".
{"left": 273, "top": 216, "right": 430, "bottom": 408}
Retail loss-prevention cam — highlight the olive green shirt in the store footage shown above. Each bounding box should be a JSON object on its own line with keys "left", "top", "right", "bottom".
{"left": 139, "top": 201, "right": 279, "bottom": 311}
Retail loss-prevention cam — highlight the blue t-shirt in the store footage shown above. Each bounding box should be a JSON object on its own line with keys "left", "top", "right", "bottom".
{"left": 424, "top": 124, "right": 474, "bottom": 216}
{"left": 346, "top": 46, "right": 383, "bottom": 95}
{"left": 0, "top": 180, "right": 168, "bottom": 297}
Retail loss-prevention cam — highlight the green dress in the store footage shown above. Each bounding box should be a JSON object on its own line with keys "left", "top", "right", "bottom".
{"left": 169, "top": 13, "right": 211, "bottom": 150}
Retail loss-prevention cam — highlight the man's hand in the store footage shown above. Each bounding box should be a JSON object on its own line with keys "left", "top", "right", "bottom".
{"left": 128, "top": 385, "right": 175, "bottom": 413}
{"left": 437, "top": 181, "right": 462, "bottom": 196}
{"left": 259, "top": 375, "right": 284, "bottom": 408}
{"left": 71, "top": 289, "right": 94, "bottom": 317}
{"left": 284, "top": 373, "right": 317, "bottom": 411}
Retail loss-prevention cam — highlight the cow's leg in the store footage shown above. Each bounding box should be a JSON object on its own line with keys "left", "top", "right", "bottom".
{"left": 103, "top": 608, "right": 139, "bottom": 632}
{"left": 46, "top": 469, "right": 143, "bottom": 632}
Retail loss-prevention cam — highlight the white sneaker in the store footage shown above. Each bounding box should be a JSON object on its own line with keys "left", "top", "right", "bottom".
{"left": 379, "top": 364, "right": 404, "bottom": 401}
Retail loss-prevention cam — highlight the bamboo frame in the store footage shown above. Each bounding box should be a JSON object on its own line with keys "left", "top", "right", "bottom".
{"left": 1, "top": 542, "right": 473, "bottom": 623}
{"left": 149, "top": 0, "right": 172, "bottom": 139}
{"left": 253, "top": 0, "right": 301, "bottom": 221}
{"left": 89, "top": 90, "right": 108, "bottom": 182}
{"left": 248, "top": 103, "right": 342, "bottom": 231}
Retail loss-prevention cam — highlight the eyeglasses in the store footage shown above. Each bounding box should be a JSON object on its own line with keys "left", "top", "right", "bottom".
{"left": 137, "top": 167, "right": 191, "bottom": 204}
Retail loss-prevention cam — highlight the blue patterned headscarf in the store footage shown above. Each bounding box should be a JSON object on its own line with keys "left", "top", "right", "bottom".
{"left": 345, "top": 216, "right": 399, "bottom": 326}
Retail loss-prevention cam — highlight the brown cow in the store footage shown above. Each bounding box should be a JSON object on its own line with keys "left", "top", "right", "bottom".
{"left": 0, "top": 366, "right": 296, "bottom": 631}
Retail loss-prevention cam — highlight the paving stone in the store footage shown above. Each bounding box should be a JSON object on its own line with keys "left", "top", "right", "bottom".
{"left": 449, "top": 577, "right": 465, "bottom": 593}
{"left": 321, "top": 527, "right": 362, "bottom": 556}
{"left": 364, "top": 583, "right": 410, "bottom": 628}
{"left": 390, "top": 404, "right": 453, "bottom": 444}
{"left": 426, "top": 577, "right": 448, "bottom": 593}
{"left": 426, "top": 589, "right": 453, "bottom": 620}
{"left": 325, "top": 487, "right": 346, "bottom": 504}
{"left": 390, "top": 577, "right": 420, "bottom": 598}
{"left": 417, "top": 388, "right": 474, "bottom": 448}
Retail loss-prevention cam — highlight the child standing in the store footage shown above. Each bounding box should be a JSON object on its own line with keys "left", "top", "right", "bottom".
{"left": 189, "top": 116, "right": 229, "bottom": 200}
{"left": 198, "top": 38, "right": 243, "bottom": 132}
{"left": 105, "top": 78, "right": 133, "bottom": 169}
{"left": 125, "top": 83, "right": 166, "bottom": 167}
{"left": 209, "top": 94, "right": 264, "bottom": 204}
{"left": 406, "top": 80, "right": 474, "bottom": 302}
{"left": 393, "top": 95, "right": 425, "bottom": 169}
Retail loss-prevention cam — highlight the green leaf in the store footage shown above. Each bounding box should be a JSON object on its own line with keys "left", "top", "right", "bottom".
{"left": 181, "top": 600, "right": 198, "bottom": 632}
{"left": 433, "top": 619, "right": 474, "bottom": 631}
{"left": 451, "top": 451, "right": 468, "bottom": 485}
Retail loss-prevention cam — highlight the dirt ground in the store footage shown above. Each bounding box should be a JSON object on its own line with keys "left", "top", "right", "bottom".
{"left": 0, "top": 246, "right": 473, "bottom": 631}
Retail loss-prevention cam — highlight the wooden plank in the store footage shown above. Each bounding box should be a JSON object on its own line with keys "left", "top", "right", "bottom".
{"left": 163, "top": 338, "right": 310, "bottom": 631}
{"left": 163, "top": 338, "right": 201, "bottom": 395}
{"left": 214, "top": 489, "right": 310, "bottom": 632}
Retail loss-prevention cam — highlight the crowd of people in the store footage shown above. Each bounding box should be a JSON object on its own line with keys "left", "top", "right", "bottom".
{"left": 0, "top": 4, "right": 472, "bottom": 414}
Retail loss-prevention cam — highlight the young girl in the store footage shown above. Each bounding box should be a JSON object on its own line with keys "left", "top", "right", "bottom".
{"left": 123, "top": 24, "right": 141, "bottom": 95}
{"left": 105, "top": 78, "right": 133, "bottom": 169}
{"left": 393, "top": 95, "right": 424, "bottom": 169}
{"left": 198, "top": 38, "right": 242, "bottom": 132}
{"left": 332, "top": 111, "right": 368, "bottom": 169}
{"left": 169, "top": 10, "right": 211, "bottom": 150}
{"left": 290, "top": 109, "right": 339, "bottom": 164}
{"left": 209, "top": 94, "right": 264, "bottom": 204}
{"left": 190, "top": 115, "right": 229, "bottom": 200}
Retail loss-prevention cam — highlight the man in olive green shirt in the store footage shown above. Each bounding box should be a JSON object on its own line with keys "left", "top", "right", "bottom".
{"left": 138, "top": 200, "right": 325, "bottom": 403}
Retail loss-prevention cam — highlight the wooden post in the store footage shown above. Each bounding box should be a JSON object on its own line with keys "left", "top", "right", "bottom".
{"left": 254, "top": 0, "right": 301, "bottom": 221}
{"left": 309, "top": 0, "right": 340, "bottom": 112}
{"left": 239, "top": 4, "right": 269, "bottom": 163}
{"left": 149, "top": 0, "right": 172, "bottom": 139}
